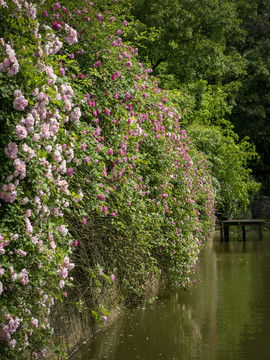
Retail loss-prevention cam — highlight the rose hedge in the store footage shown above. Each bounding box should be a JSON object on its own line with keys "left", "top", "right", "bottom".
{"left": 0, "top": 0, "right": 215, "bottom": 358}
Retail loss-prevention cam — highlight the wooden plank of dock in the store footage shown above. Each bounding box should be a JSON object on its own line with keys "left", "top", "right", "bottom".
{"left": 220, "top": 219, "right": 265, "bottom": 242}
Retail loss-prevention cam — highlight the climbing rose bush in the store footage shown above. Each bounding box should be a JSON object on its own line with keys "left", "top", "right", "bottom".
{"left": 0, "top": 0, "right": 215, "bottom": 358}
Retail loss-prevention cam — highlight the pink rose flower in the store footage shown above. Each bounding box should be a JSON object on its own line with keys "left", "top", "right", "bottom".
{"left": 60, "top": 67, "right": 65, "bottom": 76}
{"left": 67, "top": 167, "right": 74, "bottom": 177}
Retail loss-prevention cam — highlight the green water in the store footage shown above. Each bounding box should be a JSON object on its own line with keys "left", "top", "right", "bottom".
{"left": 71, "top": 231, "right": 270, "bottom": 360}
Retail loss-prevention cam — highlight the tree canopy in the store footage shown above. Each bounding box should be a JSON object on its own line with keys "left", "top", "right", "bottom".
{"left": 230, "top": 0, "right": 270, "bottom": 192}
{"left": 131, "top": 0, "right": 269, "bottom": 195}
{"left": 131, "top": 0, "right": 246, "bottom": 88}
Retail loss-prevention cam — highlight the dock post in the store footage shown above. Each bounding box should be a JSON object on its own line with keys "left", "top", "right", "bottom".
{"left": 238, "top": 223, "right": 242, "bottom": 241}
{"left": 220, "top": 222, "right": 224, "bottom": 242}
{"left": 242, "top": 225, "right": 246, "bottom": 241}
{"left": 258, "top": 224, "right": 263, "bottom": 241}
{"left": 224, "top": 224, "right": 229, "bottom": 241}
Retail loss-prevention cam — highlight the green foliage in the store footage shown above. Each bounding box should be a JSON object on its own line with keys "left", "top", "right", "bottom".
{"left": 167, "top": 81, "right": 260, "bottom": 216}
{"left": 229, "top": 0, "right": 270, "bottom": 193}
{"left": 174, "top": 80, "right": 233, "bottom": 128}
{"left": 187, "top": 124, "right": 260, "bottom": 216}
{"left": 130, "top": 0, "right": 270, "bottom": 197}
{"left": 130, "top": 0, "right": 246, "bottom": 87}
{"left": 129, "top": 0, "right": 262, "bottom": 213}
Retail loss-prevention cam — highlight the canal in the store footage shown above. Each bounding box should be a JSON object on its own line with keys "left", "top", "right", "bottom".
{"left": 71, "top": 231, "right": 270, "bottom": 360}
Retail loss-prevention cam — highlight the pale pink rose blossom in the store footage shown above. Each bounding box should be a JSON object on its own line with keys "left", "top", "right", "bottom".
{"left": 5, "top": 142, "right": 18, "bottom": 159}
{"left": 31, "top": 318, "right": 38, "bottom": 327}
{"left": 13, "top": 95, "right": 28, "bottom": 111}
{"left": 57, "top": 225, "right": 68, "bottom": 236}
{"left": 53, "top": 150, "right": 61, "bottom": 163}
{"left": 15, "top": 124, "right": 28, "bottom": 139}
{"left": 65, "top": 24, "right": 78, "bottom": 45}
{"left": 70, "top": 107, "right": 81, "bottom": 123}
{"left": 59, "top": 280, "right": 65, "bottom": 289}
{"left": 15, "top": 249, "right": 27, "bottom": 257}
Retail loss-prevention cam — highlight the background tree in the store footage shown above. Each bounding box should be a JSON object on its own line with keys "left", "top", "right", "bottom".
{"left": 168, "top": 81, "right": 260, "bottom": 216}
{"left": 230, "top": 0, "right": 270, "bottom": 193}
{"left": 131, "top": 0, "right": 268, "bottom": 200}
{"left": 130, "top": 0, "right": 246, "bottom": 92}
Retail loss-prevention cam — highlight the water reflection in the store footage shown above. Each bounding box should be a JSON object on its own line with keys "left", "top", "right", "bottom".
{"left": 71, "top": 232, "right": 270, "bottom": 360}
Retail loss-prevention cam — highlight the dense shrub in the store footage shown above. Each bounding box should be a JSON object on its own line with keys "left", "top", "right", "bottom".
{"left": 0, "top": 0, "right": 215, "bottom": 358}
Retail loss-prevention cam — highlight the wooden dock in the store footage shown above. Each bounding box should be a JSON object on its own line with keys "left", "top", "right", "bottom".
{"left": 220, "top": 219, "right": 265, "bottom": 241}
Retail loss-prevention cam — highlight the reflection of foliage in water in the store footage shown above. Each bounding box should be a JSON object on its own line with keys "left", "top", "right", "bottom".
{"left": 213, "top": 235, "right": 263, "bottom": 358}
{"left": 72, "top": 234, "right": 270, "bottom": 360}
